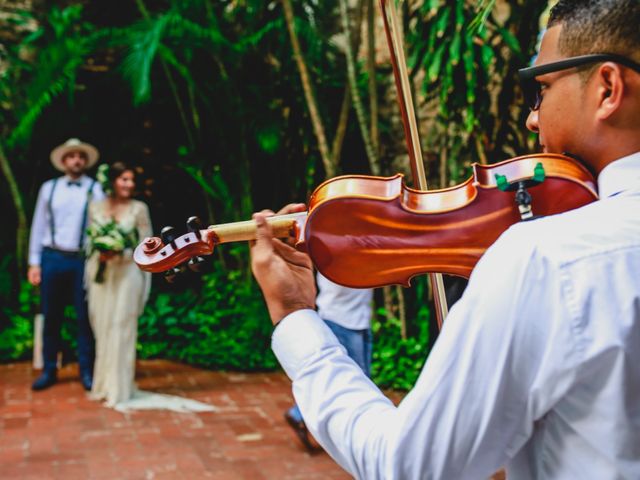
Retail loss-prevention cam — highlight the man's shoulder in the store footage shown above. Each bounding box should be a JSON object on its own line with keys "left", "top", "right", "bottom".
{"left": 85, "top": 177, "right": 105, "bottom": 196}
{"left": 38, "top": 177, "right": 63, "bottom": 192}
{"left": 43, "top": 176, "right": 64, "bottom": 184}
{"left": 504, "top": 197, "right": 637, "bottom": 266}
{"left": 83, "top": 175, "right": 98, "bottom": 186}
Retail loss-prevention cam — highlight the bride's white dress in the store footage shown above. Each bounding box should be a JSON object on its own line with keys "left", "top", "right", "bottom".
{"left": 85, "top": 199, "right": 215, "bottom": 413}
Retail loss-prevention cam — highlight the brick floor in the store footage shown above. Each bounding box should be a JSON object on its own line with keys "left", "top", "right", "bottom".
{"left": 0, "top": 360, "right": 353, "bottom": 480}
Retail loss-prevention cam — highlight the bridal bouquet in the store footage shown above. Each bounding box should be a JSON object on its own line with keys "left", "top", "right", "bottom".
{"left": 86, "top": 220, "right": 138, "bottom": 283}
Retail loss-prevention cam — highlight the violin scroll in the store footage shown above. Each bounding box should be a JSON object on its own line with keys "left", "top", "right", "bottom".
{"left": 133, "top": 212, "right": 308, "bottom": 280}
{"left": 134, "top": 216, "right": 215, "bottom": 281}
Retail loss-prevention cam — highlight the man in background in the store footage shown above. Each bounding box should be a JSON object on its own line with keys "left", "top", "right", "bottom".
{"left": 28, "top": 138, "right": 104, "bottom": 391}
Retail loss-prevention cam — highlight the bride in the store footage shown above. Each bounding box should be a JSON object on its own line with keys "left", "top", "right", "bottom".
{"left": 85, "top": 161, "right": 214, "bottom": 413}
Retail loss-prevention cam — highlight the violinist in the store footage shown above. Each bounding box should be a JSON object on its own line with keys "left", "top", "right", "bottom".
{"left": 249, "top": 1, "right": 640, "bottom": 478}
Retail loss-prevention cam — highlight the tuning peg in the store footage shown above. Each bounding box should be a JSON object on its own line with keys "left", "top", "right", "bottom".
{"left": 164, "top": 266, "right": 181, "bottom": 283}
{"left": 188, "top": 256, "right": 206, "bottom": 273}
{"left": 160, "top": 226, "right": 177, "bottom": 245}
{"left": 186, "top": 216, "right": 202, "bottom": 233}
{"left": 164, "top": 263, "right": 187, "bottom": 283}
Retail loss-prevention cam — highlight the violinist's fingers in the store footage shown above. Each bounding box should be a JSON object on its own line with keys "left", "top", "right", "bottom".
{"left": 249, "top": 210, "right": 274, "bottom": 248}
{"left": 276, "top": 203, "right": 307, "bottom": 216}
{"left": 250, "top": 211, "right": 275, "bottom": 265}
{"left": 271, "top": 203, "right": 306, "bottom": 246}
{"left": 273, "top": 239, "right": 313, "bottom": 270}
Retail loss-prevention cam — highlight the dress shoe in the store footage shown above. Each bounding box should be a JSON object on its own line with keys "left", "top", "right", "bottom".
{"left": 284, "top": 411, "right": 316, "bottom": 452}
{"left": 32, "top": 370, "right": 57, "bottom": 391}
{"left": 80, "top": 372, "right": 93, "bottom": 391}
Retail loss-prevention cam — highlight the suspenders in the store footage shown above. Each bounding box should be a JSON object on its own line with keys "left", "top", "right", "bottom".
{"left": 47, "top": 178, "right": 59, "bottom": 248}
{"left": 47, "top": 178, "right": 97, "bottom": 252}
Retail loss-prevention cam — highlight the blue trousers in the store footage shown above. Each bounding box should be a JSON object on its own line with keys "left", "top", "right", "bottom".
{"left": 288, "top": 319, "right": 372, "bottom": 422}
{"left": 40, "top": 248, "right": 94, "bottom": 375}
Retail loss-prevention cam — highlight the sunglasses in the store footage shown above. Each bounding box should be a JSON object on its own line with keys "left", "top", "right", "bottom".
{"left": 518, "top": 53, "right": 640, "bottom": 111}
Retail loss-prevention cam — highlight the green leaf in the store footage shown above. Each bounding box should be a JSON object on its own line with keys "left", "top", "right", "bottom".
{"left": 427, "top": 42, "right": 447, "bottom": 84}
{"left": 496, "top": 26, "right": 522, "bottom": 57}
{"left": 435, "top": 7, "right": 451, "bottom": 39}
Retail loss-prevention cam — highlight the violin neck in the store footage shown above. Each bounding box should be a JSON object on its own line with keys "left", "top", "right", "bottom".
{"left": 207, "top": 211, "right": 308, "bottom": 245}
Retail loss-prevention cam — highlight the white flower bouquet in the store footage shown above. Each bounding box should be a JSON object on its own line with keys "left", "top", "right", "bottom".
{"left": 86, "top": 220, "right": 138, "bottom": 283}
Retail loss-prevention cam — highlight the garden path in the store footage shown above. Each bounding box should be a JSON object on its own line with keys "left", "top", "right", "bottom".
{"left": 0, "top": 360, "right": 352, "bottom": 479}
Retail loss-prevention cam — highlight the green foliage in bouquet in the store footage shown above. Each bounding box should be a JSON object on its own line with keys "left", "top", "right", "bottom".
{"left": 86, "top": 219, "right": 138, "bottom": 256}
{"left": 86, "top": 219, "right": 139, "bottom": 282}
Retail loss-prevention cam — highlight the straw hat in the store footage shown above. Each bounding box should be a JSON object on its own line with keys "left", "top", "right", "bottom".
{"left": 50, "top": 138, "right": 100, "bottom": 172}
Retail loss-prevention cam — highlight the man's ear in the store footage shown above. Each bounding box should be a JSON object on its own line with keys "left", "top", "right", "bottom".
{"left": 595, "top": 63, "right": 625, "bottom": 120}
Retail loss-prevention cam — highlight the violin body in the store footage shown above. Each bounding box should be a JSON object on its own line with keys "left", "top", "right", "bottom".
{"left": 134, "top": 153, "right": 597, "bottom": 288}
{"left": 301, "top": 153, "right": 597, "bottom": 287}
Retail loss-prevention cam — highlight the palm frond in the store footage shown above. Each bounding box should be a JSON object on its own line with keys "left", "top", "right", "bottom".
{"left": 119, "top": 14, "right": 171, "bottom": 106}
{"left": 236, "top": 18, "right": 285, "bottom": 50}
{"left": 4, "top": 5, "right": 101, "bottom": 148}
{"left": 469, "top": 0, "right": 496, "bottom": 34}
{"left": 7, "top": 54, "right": 85, "bottom": 148}
{"left": 164, "top": 12, "right": 237, "bottom": 53}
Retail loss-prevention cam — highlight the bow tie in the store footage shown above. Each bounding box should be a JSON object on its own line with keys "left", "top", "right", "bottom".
{"left": 67, "top": 180, "right": 82, "bottom": 187}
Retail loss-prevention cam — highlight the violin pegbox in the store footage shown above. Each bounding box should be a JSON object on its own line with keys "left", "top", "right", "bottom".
{"left": 134, "top": 215, "right": 215, "bottom": 280}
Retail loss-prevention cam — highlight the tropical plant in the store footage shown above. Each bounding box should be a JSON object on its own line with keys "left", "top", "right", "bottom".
{"left": 137, "top": 250, "right": 278, "bottom": 371}
{"left": 407, "top": 0, "right": 548, "bottom": 187}
{"left": 0, "top": 0, "right": 551, "bottom": 393}
{"left": 0, "top": 5, "right": 108, "bottom": 272}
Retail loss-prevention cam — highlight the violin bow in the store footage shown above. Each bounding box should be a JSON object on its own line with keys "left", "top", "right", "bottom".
{"left": 379, "top": 0, "right": 449, "bottom": 328}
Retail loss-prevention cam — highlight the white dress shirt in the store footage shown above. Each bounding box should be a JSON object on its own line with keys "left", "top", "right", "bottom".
{"left": 272, "top": 152, "right": 640, "bottom": 479}
{"left": 316, "top": 272, "right": 373, "bottom": 330}
{"left": 29, "top": 175, "right": 105, "bottom": 265}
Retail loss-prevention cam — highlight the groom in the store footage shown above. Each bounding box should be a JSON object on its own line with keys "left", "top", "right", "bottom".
{"left": 28, "top": 138, "right": 104, "bottom": 391}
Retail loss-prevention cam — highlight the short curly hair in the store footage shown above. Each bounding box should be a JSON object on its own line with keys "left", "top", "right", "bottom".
{"left": 548, "top": 0, "right": 640, "bottom": 60}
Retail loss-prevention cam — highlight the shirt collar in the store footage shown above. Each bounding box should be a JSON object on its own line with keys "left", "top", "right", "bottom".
{"left": 597, "top": 151, "right": 640, "bottom": 198}
{"left": 63, "top": 174, "right": 87, "bottom": 185}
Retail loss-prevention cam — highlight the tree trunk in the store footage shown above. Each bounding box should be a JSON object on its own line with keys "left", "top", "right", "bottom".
{"left": 281, "top": 0, "right": 336, "bottom": 178}
{"left": 331, "top": 85, "right": 351, "bottom": 166}
{"left": 0, "top": 142, "right": 28, "bottom": 274}
{"left": 367, "top": 0, "right": 379, "bottom": 155}
{"left": 338, "top": 0, "right": 380, "bottom": 175}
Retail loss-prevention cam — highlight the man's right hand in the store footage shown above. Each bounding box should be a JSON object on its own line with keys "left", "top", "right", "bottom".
{"left": 28, "top": 266, "right": 41, "bottom": 286}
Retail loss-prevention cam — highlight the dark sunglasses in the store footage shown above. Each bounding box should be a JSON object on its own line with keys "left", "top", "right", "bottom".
{"left": 518, "top": 53, "right": 640, "bottom": 111}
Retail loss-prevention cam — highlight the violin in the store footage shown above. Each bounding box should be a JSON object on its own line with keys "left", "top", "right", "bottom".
{"left": 134, "top": 152, "right": 597, "bottom": 287}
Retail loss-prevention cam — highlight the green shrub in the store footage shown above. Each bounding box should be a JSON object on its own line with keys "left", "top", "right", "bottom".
{"left": 0, "top": 281, "right": 38, "bottom": 361}
{"left": 137, "top": 246, "right": 278, "bottom": 370}
{"left": 371, "top": 303, "right": 430, "bottom": 391}
{"left": 1, "top": 251, "right": 433, "bottom": 391}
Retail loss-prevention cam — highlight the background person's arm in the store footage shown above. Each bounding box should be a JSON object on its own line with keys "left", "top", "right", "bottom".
{"left": 27, "top": 182, "right": 50, "bottom": 286}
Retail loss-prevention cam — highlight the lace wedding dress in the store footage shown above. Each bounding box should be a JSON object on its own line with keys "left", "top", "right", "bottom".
{"left": 85, "top": 199, "right": 215, "bottom": 413}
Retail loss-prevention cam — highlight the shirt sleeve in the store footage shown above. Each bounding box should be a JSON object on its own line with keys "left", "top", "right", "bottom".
{"left": 135, "top": 201, "right": 153, "bottom": 304}
{"left": 272, "top": 224, "right": 580, "bottom": 479}
{"left": 92, "top": 182, "right": 106, "bottom": 202}
{"left": 28, "top": 182, "right": 50, "bottom": 266}
{"left": 135, "top": 201, "right": 153, "bottom": 240}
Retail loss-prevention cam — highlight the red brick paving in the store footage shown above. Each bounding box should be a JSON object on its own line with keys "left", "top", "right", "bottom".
{"left": 0, "top": 360, "right": 353, "bottom": 479}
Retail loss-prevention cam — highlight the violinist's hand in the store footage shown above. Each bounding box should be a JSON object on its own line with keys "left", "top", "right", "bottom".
{"left": 250, "top": 203, "right": 316, "bottom": 326}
